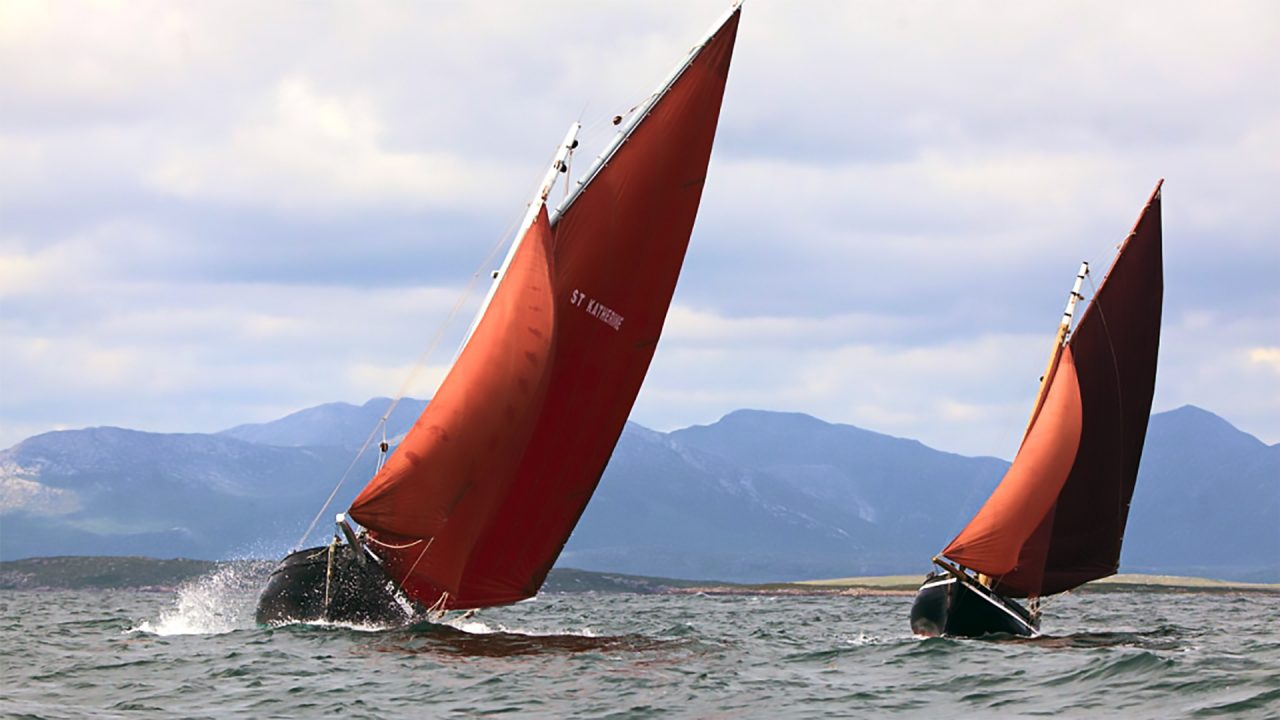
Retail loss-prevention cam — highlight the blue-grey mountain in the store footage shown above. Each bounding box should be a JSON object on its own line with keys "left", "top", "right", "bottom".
{"left": 1, "top": 401, "right": 1274, "bottom": 582}
{"left": 1121, "top": 405, "right": 1279, "bottom": 582}
{"left": 219, "top": 397, "right": 427, "bottom": 448}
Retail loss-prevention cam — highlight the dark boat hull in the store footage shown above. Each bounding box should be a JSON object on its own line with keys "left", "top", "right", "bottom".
{"left": 909, "top": 572, "right": 1037, "bottom": 638}
{"left": 255, "top": 544, "right": 424, "bottom": 627}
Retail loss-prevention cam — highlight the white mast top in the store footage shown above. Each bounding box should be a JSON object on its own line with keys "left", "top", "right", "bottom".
{"left": 457, "top": 1, "right": 739, "bottom": 356}
{"left": 1060, "top": 262, "right": 1090, "bottom": 341}
{"left": 457, "top": 123, "right": 581, "bottom": 354}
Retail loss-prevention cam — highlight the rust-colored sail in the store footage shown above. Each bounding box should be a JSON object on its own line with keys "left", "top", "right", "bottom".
{"left": 941, "top": 348, "right": 1082, "bottom": 578}
{"left": 942, "top": 180, "right": 1164, "bottom": 598}
{"left": 349, "top": 204, "right": 556, "bottom": 594}
{"left": 349, "top": 7, "right": 740, "bottom": 610}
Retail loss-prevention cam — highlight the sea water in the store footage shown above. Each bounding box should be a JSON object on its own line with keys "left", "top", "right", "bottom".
{"left": 1, "top": 567, "right": 1277, "bottom": 718}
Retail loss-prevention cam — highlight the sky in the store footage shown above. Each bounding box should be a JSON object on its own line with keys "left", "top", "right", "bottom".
{"left": 1, "top": 0, "right": 1277, "bottom": 459}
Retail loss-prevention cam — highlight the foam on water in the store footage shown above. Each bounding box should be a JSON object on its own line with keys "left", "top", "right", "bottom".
{"left": 447, "top": 617, "right": 500, "bottom": 635}
{"left": 5, "top": 591, "right": 1276, "bottom": 717}
{"left": 130, "top": 562, "right": 263, "bottom": 636}
{"left": 839, "top": 630, "right": 901, "bottom": 646}
{"left": 129, "top": 576, "right": 604, "bottom": 637}
{"left": 444, "top": 615, "right": 600, "bottom": 638}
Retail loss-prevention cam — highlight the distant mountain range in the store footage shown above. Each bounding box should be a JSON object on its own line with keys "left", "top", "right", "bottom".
{"left": 2, "top": 400, "right": 1276, "bottom": 582}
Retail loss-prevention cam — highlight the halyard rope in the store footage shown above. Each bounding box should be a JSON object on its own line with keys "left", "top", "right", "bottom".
{"left": 290, "top": 206, "right": 525, "bottom": 552}
{"left": 291, "top": 129, "right": 590, "bottom": 552}
{"left": 364, "top": 535, "right": 426, "bottom": 550}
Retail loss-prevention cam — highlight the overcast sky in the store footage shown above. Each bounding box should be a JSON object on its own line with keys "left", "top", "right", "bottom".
{"left": 2, "top": 1, "right": 1277, "bottom": 459}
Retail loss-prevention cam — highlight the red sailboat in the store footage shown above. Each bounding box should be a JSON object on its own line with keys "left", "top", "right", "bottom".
{"left": 256, "top": 4, "right": 742, "bottom": 626}
{"left": 910, "top": 181, "right": 1164, "bottom": 637}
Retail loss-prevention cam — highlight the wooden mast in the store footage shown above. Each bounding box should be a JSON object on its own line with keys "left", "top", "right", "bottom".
{"left": 1023, "top": 262, "right": 1090, "bottom": 440}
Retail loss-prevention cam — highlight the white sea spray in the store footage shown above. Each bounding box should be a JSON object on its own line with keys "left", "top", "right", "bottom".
{"left": 130, "top": 562, "right": 264, "bottom": 636}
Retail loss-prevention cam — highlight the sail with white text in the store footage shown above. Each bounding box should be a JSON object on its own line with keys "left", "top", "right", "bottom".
{"left": 256, "top": 4, "right": 742, "bottom": 626}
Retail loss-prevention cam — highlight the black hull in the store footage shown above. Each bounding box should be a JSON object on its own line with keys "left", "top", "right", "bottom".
{"left": 255, "top": 544, "right": 424, "bottom": 627}
{"left": 909, "top": 572, "right": 1037, "bottom": 638}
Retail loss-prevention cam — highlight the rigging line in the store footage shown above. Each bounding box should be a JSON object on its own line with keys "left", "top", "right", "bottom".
{"left": 427, "top": 590, "right": 450, "bottom": 620}
{"left": 398, "top": 537, "right": 435, "bottom": 597}
{"left": 609, "top": 90, "right": 660, "bottom": 127}
{"left": 577, "top": 85, "right": 657, "bottom": 139}
{"left": 579, "top": 105, "right": 624, "bottom": 135}
{"left": 365, "top": 535, "right": 425, "bottom": 550}
{"left": 1036, "top": 590, "right": 1061, "bottom": 612}
{"left": 291, "top": 206, "right": 530, "bottom": 553}
{"left": 323, "top": 538, "right": 336, "bottom": 611}
{"left": 562, "top": 142, "right": 577, "bottom": 201}
{"left": 943, "top": 465, "right": 990, "bottom": 554}
{"left": 374, "top": 426, "right": 388, "bottom": 475}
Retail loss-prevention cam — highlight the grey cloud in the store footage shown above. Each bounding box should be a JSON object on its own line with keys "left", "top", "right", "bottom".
{"left": 2, "top": 0, "right": 1277, "bottom": 453}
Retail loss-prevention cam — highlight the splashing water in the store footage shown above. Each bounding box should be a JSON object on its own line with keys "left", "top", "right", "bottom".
{"left": 446, "top": 617, "right": 499, "bottom": 635}
{"left": 131, "top": 562, "right": 267, "bottom": 636}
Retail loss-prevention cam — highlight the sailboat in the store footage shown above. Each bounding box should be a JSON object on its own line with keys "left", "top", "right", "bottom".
{"left": 909, "top": 181, "right": 1164, "bottom": 638}
{"left": 256, "top": 4, "right": 742, "bottom": 626}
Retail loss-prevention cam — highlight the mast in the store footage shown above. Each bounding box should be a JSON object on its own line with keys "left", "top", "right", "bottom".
{"left": 461, "top": 0, "right": 738, "bottom": 356}
{"left": 940, "top": 181, "right": 1163, "bottom": 599}
{"left": 956, "top": 261, "right": 1093, "bottom": 589}
{"left": 459, "top": 123, "right": 581, "bottom": 353}
{"left": 462, "top": 0, "right": 736, "bottom": 353}
{"left": 1022, "top": 262, "right": 1089, "bottom": 439}
{"left": 348, "top": 3, "right": 741, "bottom": 611}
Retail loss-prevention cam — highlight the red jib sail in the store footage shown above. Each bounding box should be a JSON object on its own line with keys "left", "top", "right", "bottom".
{"left": 349, "top": 7, "right": 741, "bottom": 610}
{"left": 942, "top": 180, "right": 1164, "bottom": 598}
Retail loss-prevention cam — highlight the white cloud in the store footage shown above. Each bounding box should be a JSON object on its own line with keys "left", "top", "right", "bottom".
{"left": 1249, "top": 348, "right": 1280, "bottom": 374}
{"left": 0, "top": 1, "right": 196, "bottom": 123}
{"left": 145, "top": 78, "right": 521, "bottom": 213}
{"left": 1152, "top": 315, "right": 1280, "bottom": 442}
{"left": 346, "top": 361, "right": 450, "bottom": 403}
{"left": 1, "top": 0, "right": 1277, "bottom": 456}
{"left": 637, "top": 305, "right": 1051, "bottom": 457}
{"left": 0, "top": 276, "right": 479, "bottom": 447}
{"left": 0, "top": 249, "right": 41, "bottom": 296}
{"left": 639, "top": 298, "right": 1280, "bottom": 457}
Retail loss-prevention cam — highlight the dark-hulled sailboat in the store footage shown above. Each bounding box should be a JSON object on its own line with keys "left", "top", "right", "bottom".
{"left": 256, "top": 4, "right": 742, "bottom": 626}
{"left": 910, "top": 181, "right": 1164, "bottom": 638}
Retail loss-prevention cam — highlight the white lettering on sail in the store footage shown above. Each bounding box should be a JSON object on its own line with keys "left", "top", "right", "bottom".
{"left": 569, "top": 289, "right": 624, "bottom": 331}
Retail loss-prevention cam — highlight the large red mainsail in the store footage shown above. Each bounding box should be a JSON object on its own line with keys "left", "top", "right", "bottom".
{"left": 348, "top": 205, "right": 557, "bottom": 596}
{"left": 349, "top": 7, "right": 741, "bottom": 610}
{"left": 942, "top": 180, "right": 1164, "bottom": 598}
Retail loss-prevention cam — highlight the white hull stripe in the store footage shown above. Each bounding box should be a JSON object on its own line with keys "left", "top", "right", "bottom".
{"left": 921, "top": 577, "right": 955, "bottom": 591}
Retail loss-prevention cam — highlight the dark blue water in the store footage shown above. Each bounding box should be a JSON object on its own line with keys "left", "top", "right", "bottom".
{"left": 2, "top": 567, "right": 1277, "bottom": 718}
